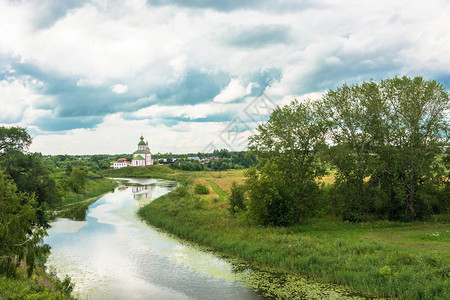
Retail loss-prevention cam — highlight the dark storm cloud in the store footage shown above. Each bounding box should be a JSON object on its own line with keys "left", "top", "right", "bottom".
{"left": 10, "top": 61, "right": 233, "bottom": 130}
{"left": 24, "top": 0, "right": 89, "bottom": 29}
{"left": 156, "top": 70, "right": 230, "bottom": 105}
{"left": 292, "top": 53, "right": 402, "bottom": 95}
{"left": 242, "top": 68, "right": 282, "bottom": 96}
{"left": 10, "top": 61, "right": 151, "bottom": 130}
{"left": 146, "top": 0, "right": 317, "bottom": 12}
{"left": 33, "top": 115, "right": 103, "bottom": 132}
{"left": 224, "top": 25, "right": 292, "bottom": 48}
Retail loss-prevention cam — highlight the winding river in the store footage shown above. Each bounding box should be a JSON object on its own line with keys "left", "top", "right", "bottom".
{"left": 45, "top": 178, "right": 361, "bottom": 299}
{"left": 45, "top": 178, "right": 258, "bottom": 299}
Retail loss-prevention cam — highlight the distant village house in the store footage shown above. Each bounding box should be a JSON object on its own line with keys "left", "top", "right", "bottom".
{"left": 112, "top": 157, "right": 131, "bottom": 169}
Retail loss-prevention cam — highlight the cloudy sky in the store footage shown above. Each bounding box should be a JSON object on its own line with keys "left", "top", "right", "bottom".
{"left": 1, "top": 0, "right": 449, "bottom": 155}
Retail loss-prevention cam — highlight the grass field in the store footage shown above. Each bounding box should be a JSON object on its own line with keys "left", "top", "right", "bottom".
{"left": 105, "top": 165, "right": 449, "bottom": 299}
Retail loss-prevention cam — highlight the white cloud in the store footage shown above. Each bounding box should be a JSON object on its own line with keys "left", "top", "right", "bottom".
{"left": 214, "top": 78, "right": 253, "bottom": 103}
{"left": 112, "top": 84, "right": 129, "bottom": 94}
{"left": 132, "top": 102, "right": 236, "bottom": 120}
{"left": 0, "top": 77, "right": 52, "bottom": 127}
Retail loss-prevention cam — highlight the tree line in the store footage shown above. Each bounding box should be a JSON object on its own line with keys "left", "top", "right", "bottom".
{"left": 230, "top": 76, "right": 449, "bottom": 225}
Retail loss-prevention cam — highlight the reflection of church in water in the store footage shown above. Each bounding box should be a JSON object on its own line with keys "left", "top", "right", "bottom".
{"left": 132, "top": 185, "right": 154, "bottom": 201}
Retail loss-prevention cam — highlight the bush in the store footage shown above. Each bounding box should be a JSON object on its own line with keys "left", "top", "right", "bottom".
{"left": 194, "top": 183, "right": 210, "bottom": 194}
{"left": 228, "top": 181, "right": 246, "bottom": 214}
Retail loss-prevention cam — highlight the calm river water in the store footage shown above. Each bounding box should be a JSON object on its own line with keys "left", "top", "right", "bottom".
{"left": 45, "top": 178, "right": 258, "bottom": 299}
{"left": 45, "top": 178, "right": 362, "bottom": 300}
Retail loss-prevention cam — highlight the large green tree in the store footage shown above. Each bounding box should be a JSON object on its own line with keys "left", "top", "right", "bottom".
{"left": 370, "top": 76, "right": 449, "bottom": 220}
{"left": 321, "top": 76, "right": 449, "bottom": 221}
{"left": 0, "top": 126, "right": 32, "bottom": 156}
{"left": 0, "top": 170, "right": 49, "bottom": 277}
{"left": 320, "top": 80, "right": 383, "bottom": 220}
{"left": 247, "top": 99, "right": 327, "bottom": 225}
{"left": 0, "top": 127, "right": 58, "bottom": 226}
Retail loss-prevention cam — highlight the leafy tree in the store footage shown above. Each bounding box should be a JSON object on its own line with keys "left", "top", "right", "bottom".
{"left": 0, "top": 170, "right": 49, "bottom": 277}
{"left": 370, "top": 76, "right": 449, "bottom": 220}
{"left": 321, "top": 76, "right": 449, "bottom": 221}
{"left": 98, "top": 159, "right": 111, "bottom": 170}
{"left": 320, "top": 81, "right": 382, "bottom": 221}
{"left": 247, "top": 99, "right": 327, "bottom": 225}
{"left": 213, "top": 149, "right": 231, "bottom": 158}
{"left": 65, "top": 164, "right": 73, "bottom": 175}
{"left": 0, "top": 126, "right": 32, "bottom": 157}
{"left": 68, "top": 167, "right": 88, "bottom": 193}
{"left": 0, "top": 152, "right": 58, "bottom": 226}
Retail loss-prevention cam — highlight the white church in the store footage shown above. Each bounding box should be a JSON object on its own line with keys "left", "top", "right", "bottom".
{"left": 131, "top": 135, "right": 153, "bottom": 166}
{"left": 112, "top": 135, "right": 153, "bottom": 169}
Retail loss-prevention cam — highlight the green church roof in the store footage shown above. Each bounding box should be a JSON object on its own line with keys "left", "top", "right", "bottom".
{"left": 133, "top": 155, "right": 145, "bottom": 160}
{"left": 138, "top": 141, "right": 146, "bottom": 145}
{"left": 133, "top": 150, "right": 151, "bottom": 154}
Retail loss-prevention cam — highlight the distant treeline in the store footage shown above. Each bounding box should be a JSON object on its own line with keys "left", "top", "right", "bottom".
{"left": 41, "top": 149, "right": 257, "bottom": 172}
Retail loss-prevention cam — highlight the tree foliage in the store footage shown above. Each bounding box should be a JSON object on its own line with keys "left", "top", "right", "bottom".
{"left": 244, "top": 76, "right": 448, "bottom": 224}
{"left": 320, "top": 76, "right": 448, "bottom": 221}
{"left": 320, "top": 81, "right": 381, "bottom": 220}
{"left": 68, "top": 167, "right": 88, "bottom": 193}
{"left": 369, "top": 77, "right": 449, "bottom": 220}
{"left": 0, "top": 170, "right": 49, "bottom": 277}
{"left": 0, "top": 126, "right": 32, "bottom": 157}
{"left": 247, "top": 100, "right": 327, "bottom": 225}
{"left": 228, "top": 181, "right": 246, "bottom": 214}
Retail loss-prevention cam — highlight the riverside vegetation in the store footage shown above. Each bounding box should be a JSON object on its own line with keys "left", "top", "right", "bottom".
{"left": 0, "top": 126, "right": 118, "bottom": 298}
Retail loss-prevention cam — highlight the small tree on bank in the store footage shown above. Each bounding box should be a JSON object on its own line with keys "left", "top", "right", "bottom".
{"left": 228, "top": 181, "right": 246, "bottom": 214}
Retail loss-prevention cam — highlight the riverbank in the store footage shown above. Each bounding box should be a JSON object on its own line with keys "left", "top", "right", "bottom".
{"left": 0, "top": 262, "right": 73, "bottom": 299}
{"left": 52, "top": 177, "right": 118, "bottom": 219}
{"left": 117, "top": 166, "right": 450, "bottom": 299}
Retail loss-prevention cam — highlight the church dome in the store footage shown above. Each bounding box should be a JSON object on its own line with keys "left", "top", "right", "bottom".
{"left": 138, "top": 135, "right": 146, "bottom": 145}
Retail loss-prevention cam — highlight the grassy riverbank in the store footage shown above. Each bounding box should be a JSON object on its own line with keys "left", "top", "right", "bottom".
{"left": 122, "top": 166, "right": 450, "bottom": 299}
{"left": 0, "top": 262, "right": 74, "bottom": 299}
{"left": 56, "top": 178, "right": 119, "bottom": 211}
{"left": 52, "top": 177, "right": 118, "bottom": 219}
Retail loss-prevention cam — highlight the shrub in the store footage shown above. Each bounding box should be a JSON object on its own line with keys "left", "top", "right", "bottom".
{"left": 228, "top": 181, "right": 246, "bottom": 214}
{"left": 194, "top": 183, "right": 210, "bottom": 194}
